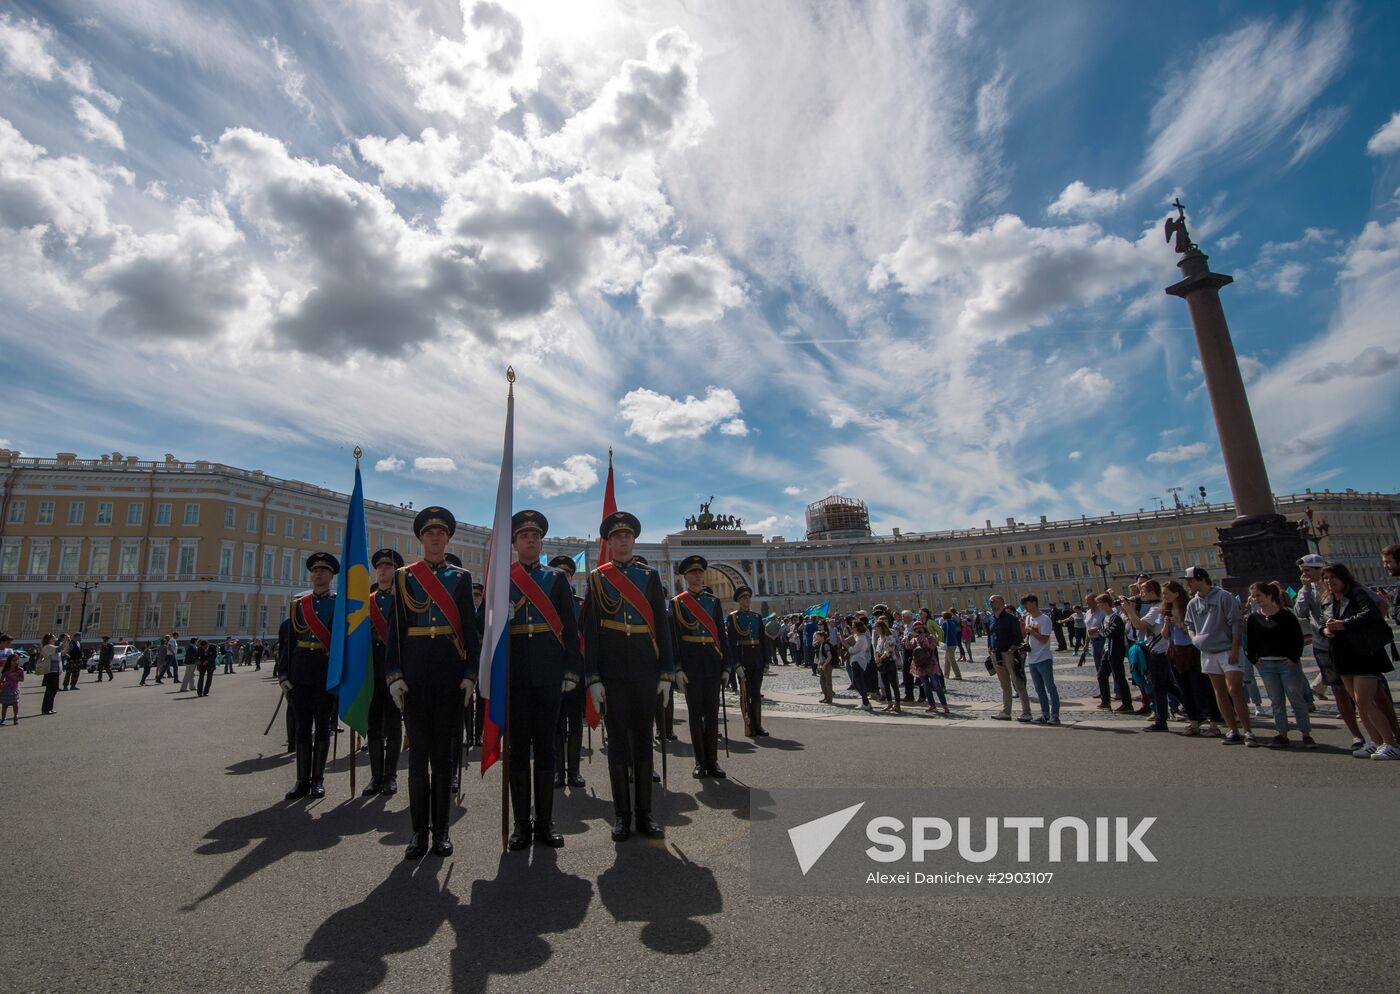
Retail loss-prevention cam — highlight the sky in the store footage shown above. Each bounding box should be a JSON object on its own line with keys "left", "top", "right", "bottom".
{"left": 1, "top": 0, "right": 1398, "bottom": 542}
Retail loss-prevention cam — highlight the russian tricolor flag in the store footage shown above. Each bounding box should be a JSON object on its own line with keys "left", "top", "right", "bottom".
{"left": 477, "top": 372, "right": 514, "bottom": 775}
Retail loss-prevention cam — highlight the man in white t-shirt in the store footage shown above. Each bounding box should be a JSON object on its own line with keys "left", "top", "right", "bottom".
{"left": 1021, "top": 595, "right": 1059, "bottom": 724}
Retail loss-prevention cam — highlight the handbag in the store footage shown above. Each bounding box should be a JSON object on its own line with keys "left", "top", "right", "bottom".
{"left": 1166, "top": 642, "right": 1194, "bottom": 675}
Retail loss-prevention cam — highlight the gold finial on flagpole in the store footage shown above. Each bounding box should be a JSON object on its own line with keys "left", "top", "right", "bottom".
{"left": 506, "top": 365, "right": 515, "bottom": 397}
{"left": 353, "top": 446, "right": 362, "bottom": 465}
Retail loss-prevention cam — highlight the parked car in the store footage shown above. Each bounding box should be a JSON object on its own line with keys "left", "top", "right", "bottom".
{"left": 85, "top": 644, "right": 143, "bottom": 672}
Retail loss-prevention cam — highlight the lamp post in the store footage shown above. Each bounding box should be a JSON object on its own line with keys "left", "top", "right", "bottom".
{"left": 74, "top": 578, "right": 99, "bottom": 632}
{"left": 1090, "top": 540, "right": 1113, "bottom": 593}
{"left": 1296, "top": 504, "right": 1330, "bottom": 557}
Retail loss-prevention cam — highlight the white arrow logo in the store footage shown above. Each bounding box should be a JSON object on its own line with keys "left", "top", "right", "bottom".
{"left": 788, "top": 802, "right": 865, "bottom": 875}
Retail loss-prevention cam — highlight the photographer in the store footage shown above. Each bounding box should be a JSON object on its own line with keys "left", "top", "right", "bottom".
{"left": 1094, "top": 593, "right": 1132, "bottom": 711}
{"left": 988, "top": 595, "right": 1031, "bottom": 722}
{"left": 1123, "top": 580, "right": 1175, "bottom": 732}
{"left": 1021, "top": 595, "right": 1059, "bottom": 724}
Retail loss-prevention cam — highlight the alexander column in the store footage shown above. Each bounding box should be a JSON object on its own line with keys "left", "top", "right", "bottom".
{"left": 1164, "top": 199, "right": 1306, "bottom": 591}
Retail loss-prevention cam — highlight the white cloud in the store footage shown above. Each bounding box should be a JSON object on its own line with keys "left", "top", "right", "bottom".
{"left": 1366, "top": 111, "right": 1400, "bottom": 156}
{"left": 637, "top": 244, "right": 744, "bottom": 326}
{"left": 1269, "top": 261, "right": 1306, "bottom": 296}
{"left": 406, "top": 0, "right": 540, "bottom": 120}
{"left": 1067, "top": 451, "right": 1082, "bottom": 461}
{"left": 1047, "top": 181, "right": 1123, "bottom": 218}
{"left": 719, "top": 418, "right": 748, "bottom": 436}
{"left": 260, "top": 36, "right": 313, "bottom": 119}
{"left": 374, "top": 455, "right": 405, "bottom": 472}
{"left": 0, "top": 13, "right": 57, "bottom": 80}
{"left": 1289, "top": 106, "right": 1346, "bottom": 166}
{"left": 617, "top": 386, "right": 743, "bottom": 443}
{"left": 520, "top": 453, "right": 600, "bottom": 496}
{"left": 1067, "top": 367, "right": 1110, "bottom": 395}
{"left": 871, "top": 212, "right": 1170, "bottom": 341}
{"left": 71, "top": 96, "right": 125, "bottom": 149}
{"left": 413, "top": 457, "right": 457, "bottom": 472}
{"left": 356, "top": 127, "right": 467, "bottom": 194}
{"left": 783, "top": 485, "right": 804, "bottom": 496}
{"left": 1132, "top": 5, "right": 1350, "bottom": 195}
{"left": 1147, "top": 443, "right": 1209, "bottom": 464}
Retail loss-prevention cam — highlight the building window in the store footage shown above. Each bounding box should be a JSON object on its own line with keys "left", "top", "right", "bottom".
{"left": 1019, "top": 546, "right": 1027, "bottom": 557}
{"left": 959, "top": 550, "right": 967, "bottom": 561}
{"left": 865, "top": 576, "right": 873, "bottom": 591}
{"left": 945, "top": 570, "right": 954, "bottom": 585}
{"left": 148, "top": 545, "right": 167, "bottom": 575}
{"left": 319, "top": 523, "right": 328, "bottom": 543}
{"left": 242, "top": 549, "right": 254, "bottom": 577}
{"left": 90, "top": 544, "right": 110, "bottom": 576}
{"left": 285, "top": 518, "right": 294, "bottom": 538}
{"left": 1008, "top": 565, "right": 1018, "bottom": 581}
{"left": 144, "top": 604, "right": 161, "bottom": 631}
{"left": 5, "top": 500, "right": 23, "bottom": 524}
{"left": 1148, "top": 533, "right": 1158, "bottom": 544}
{"left": 37, "top": 500, "right": 55, "bottom": 524}
{"left": 29, "top": 545, "right": 51, "bottom": 576}
{"left": 174, "top": 603, "right": 190, "bottom": 629}
{"left": 259, "top": 604, "right": 268, "bottom": 630}
{"left": 904, "top": 573, "right": 912, "bottom": 589}
{"left": 224, "top": 507, "right": 235, "bottom": 529}
{"left": 1133, "top": 555, "right": 1144, "bottom": 572}
{"left": 246, "top": 511, "right": 257, "bottom": 532}
{"left": 238, "top": 603, "right": 249, "bottom": 629}
{"left": 86, "top": 605, "right": 102, "bottom": 630}
{"left": 282, "top": 551, "right": 293, "bottom": 581}
{"left": 67, "top": 501, "right": 84, "bottom": 525}
{"left": 1051, "top": 563, "right": 1061, "bottom": 579}
{"left": 302, "top": 522, "right": 311, "bottom": 541}
{"left": 1184, "top": 529, "right": 1194, "bottom": 540}
{"left": 1151, "top": 553, "right": 1163, "bottom": 571}
{"left": 1065, "top": 561, "right": 1075, "bottom": 576}
{"left": 1171, "top": 553, "right": 1181, "bottom": 570}
{"left": 183, "top": 504, "right": 199, "bottom": 526}
{"left": 1048, "top": 543, "right": 1056, "bottom": 553}
{"left": 914, "top": 553, "right": 922, "bottom": 564}
{"left": 115, "top": 603, "right": 132, "bottom": 633}
{"left": 178, "top": 544, "right": 197, "bottom": 575}
{"left": 53, "top": 604, "right": 71, "bottom": 630}
{"left": 267, "top": 513, "right": 277, "bottom": 534}
{"left": 877, "top": 576, "right": 885, "bottom": 590}
{"left": 156, "top": 503, "right": 172, "bottom": 525}
{"left": 977, "top": 568, "right": 987, "bottom": 583}
{"left": 23, "top": 605, "right": 40, "bottom": 636}
{"left": 1, "top": 542, "right": 20, "bottom": 575}
{"left": 993, "top": 567, "right": 1004, "bottom": 583}
{"left": 1077, "top": 540, "right": 1085, "bottom": 551}
{"left": 263, "top": 550, "right": 273, "bottom": 578}
{"left": 126, "top": 503, "right": 143, "bottom": 525}
{"left": 1130, "top": 535, "right": 1140, "bottom": 545}
{"left": 1037, "top": 565, "right": 1047, "bottom": 580}
{"left": 219, "top": 547, "right": 233, "bottom": 577}
{"left": 215, "top": 602, "right": 226, "bottom": 629}
{"left": 962, "top": 568, "right": 971, "bottom": 583}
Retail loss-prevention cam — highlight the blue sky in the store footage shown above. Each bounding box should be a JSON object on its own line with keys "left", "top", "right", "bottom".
{"left": 1, "top": 0, "right": 1397, "bottom": 541}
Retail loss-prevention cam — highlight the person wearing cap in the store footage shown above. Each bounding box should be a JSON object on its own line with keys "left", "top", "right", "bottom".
{"left": 385, "top": 507, "right": 480, "bottom": 860}
{"left": 581, "top": 511, "right": 675, "bottom": 841}
{"left": 550, "top": 554, "right": 587, "bottom": 790}
{"left": 670, "top": 555, "right": 731, "bottom": 778}
{"left": 727, "top": 585, "right": 770, "bottom": 737}
{"left": 361, "top": 548, "right": 405, "bottom": 797}
{"left": 281, "top": 551, "right": 341, "bottom": 799}
{"left": 502, "top": 511, "right": 581, "bottom": 850}
{"left": 1182, "top": 566, "right": 1253, "bottom": 745}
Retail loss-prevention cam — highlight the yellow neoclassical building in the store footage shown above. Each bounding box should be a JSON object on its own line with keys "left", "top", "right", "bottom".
{"left": 1, "top": 448, "right": 1395, "bottom": 641}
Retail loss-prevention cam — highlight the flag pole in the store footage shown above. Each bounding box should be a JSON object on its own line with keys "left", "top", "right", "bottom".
{"left": 350, "top": 730, "right": 357, "bottom": 799}
{"left": 499, "top": 367, "right": 515, "bottom": 854}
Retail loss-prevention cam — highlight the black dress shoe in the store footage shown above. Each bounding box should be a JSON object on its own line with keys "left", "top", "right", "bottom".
{"left": 611, "top": 817, "right": 632, "bottom": 842}
{"left": 706, "top": 765, "right": 727, "bottom": 779}
{"left": 667, "top": 733, "right": 679, "bottom": 741}
{"left": 431, "top": 832, "right": 454, "bottom": 857}
{"left": 382, "top": 776, "right": 398, "bottom": 796}
{"left": 635, "top": 814, "right": 665, "bottom": 839}
{"left": 692, "top": 763, "right": 705, "bottom": 779}
{"left": 309, "top": 780, "right": 326, "bottom": 799}
{"left": 754, "top": 729, "right": 770, "bottom": 737}
{"left": 284, "top": 781, "right": 310, "bottom": 801}
{"left": 404, "top": 832, "right": 429, "bottom": 860}
{"left": 651, "top": 771, "right": 661, "bottom": 783}
{"left": 535, "top": 823, "right": 565, "bottom": 848}
{"left": 361, "top": 778, "right": 382, "bottom": 797}
{"left": 553, "top": 770, "right": 565, "bottom": 789}
{"left": 568, "top": 772, "right": 586, "bottom": 789}
{"left": 508, "top": 824, "right": 533, "bottom": 851}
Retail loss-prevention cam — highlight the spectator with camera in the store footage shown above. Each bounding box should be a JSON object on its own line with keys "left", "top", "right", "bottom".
{"left": 1320, "top": 562, "right": 1398, "bottom": 760}
{"left": 987, "top": 595, "right": 1031, "bottom": 722}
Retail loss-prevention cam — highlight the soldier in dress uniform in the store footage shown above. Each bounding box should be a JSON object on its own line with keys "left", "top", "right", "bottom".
{"left": 727, "top": 585, "right": 771, "bottom": 738}
{"left": 670, "top": 556, "right": 731, "bottom": 778}
{"left": 504, "top": 511, "right": 582, "bottom": 850}
{"left": 385, "top": 507, "right": 480, "bottom": 860}
{"left": 281, "top": 552, "right": 340, "bottom": 800}
{"left": 549, "top": 554, "right": 587, "bottom": 790}
{"left": 362, "top": 548, "right": 404, "bottom": 796}
{"left": 581, "top": 511, "right": 675, "bottom": 841}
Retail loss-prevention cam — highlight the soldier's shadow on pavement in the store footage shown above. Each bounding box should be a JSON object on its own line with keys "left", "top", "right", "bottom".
{"left": 185, "top": 799, "right": 409, "bottom": 909}
{"left": 304, "top": 850, "right": 595, "bottom": 994}
{"left": 596, "top": 843, "right": 720, "bottom": 956}
{"left": 223, "top": 752, "right": 293, "bottom": 776}
{"left": 752, "top": 735, "right": 804, "bottom": 751}
{"left": 552, "top": 784, "right": 618, "bottom": 836}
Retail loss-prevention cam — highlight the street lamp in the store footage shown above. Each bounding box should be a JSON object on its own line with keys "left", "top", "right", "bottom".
{"left": 1090, "top": 540, "right": 1113, "bottom": 593}
{"left": 74, "top": 578, "right": 99, "bottom": 632}
{"left": 1296, "top": 504, "right": 1330, "bottom": 556}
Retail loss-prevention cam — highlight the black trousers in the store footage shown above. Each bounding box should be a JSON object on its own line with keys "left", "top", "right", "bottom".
{"left": 1173, "top": 648, "right": 1222, "bottom": 723}
{"left": 743, "top": 664, "right": 764, "bottom": 732}
{"left": 602, "top": 675, "right": 657, "bottom": 813}
{"left": 683, "top": 672, "right": 722, "bottom": 769}
{"left": 96, "top": 661, "right": 112, "bottom": 681}
{"left": 556, "top": 684, "right": 585, "bottom": 774}
{"left": 1097, "top": 651, "right": 1132, "bottom": 706}
{"left": 366, "top": 679, "right": 402, "bottom": 745}
{"left": 901, "top": 655, "right": 915, "bottom": 700}
{"left": 403, "top": 686, "right": 460, "bottom": 834}
{"left": 197, "top": 667, "right": 213, "bottom": 696}
{"left": 140, "top": 662, "right": 152, "bottom": 684}
{"left": 509, "top": 682, "right": 561, "bottom": 779}
{"left": 42, "top": 672, "right": 60, "bottom": 713}
{"left": 288, "top": 686, "right": 336, "bottom": 746}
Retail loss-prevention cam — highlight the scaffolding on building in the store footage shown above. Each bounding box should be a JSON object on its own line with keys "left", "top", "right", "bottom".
{"left": 805, "top": 495, "right": 871, "bottom": 540}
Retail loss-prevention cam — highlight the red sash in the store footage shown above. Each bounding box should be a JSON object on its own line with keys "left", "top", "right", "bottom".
{"left": 597, "top": 562, "right": 656, "bottom": 634}
{"left": 407, "top": 560, "right": 464, "bottom": 648}
{"left": 369, "top": 592, "right": 389, "bottom": 643}
{"left": 510, "top": 562, "right": 564, "bottom": 645}
{"left": 297, "top": 593, "right": 332, "bottom": 650}
{"left": 676, "top": 591, "right": 723, "bottom": 653}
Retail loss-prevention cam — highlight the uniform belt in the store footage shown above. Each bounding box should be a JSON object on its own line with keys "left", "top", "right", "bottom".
{"left": 295, "top": 640, "right": 325, "bottom": 650}
{"left": 737, "top": 639, "right": 760, "bottom": 646}
{"left": 406, "top": 625, "right": 457, "bottom": 638}
{"left": 601, "top": 619, "right": 652, "bottom": 636}
{"left": 680, "top": 634, "right": 716, "bottom": 644}
{"left": 510, "top": 623, "right": 555, "bottom": 636}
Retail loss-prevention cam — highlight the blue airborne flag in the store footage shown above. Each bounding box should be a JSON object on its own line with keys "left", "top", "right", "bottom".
{"left": 326, "top": 459, "right": 373, "bottom": 736}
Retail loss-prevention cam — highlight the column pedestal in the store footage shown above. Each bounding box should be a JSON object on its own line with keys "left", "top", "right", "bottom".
{"left": 1214, "top": 514, "right": 1309, "bottom": 596}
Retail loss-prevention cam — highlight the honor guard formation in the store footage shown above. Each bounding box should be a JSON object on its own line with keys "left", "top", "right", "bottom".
{"left": 277, "top": 505, "right": 774, "bottom": 858}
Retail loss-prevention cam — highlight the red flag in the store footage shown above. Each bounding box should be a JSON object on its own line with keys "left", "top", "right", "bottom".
{"left": 586, "top": 449, "right": 615, "bottom": 731}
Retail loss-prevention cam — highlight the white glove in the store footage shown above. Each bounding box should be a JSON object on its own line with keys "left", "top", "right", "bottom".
{"left": 389, "top": 678, "right": 407, "bottom": 711}
{"left": 673, "top": 669, "right": 689, "bottom": 692}
{"left": 589, "top": 683, "right": 606, "bottom": 713}
{"left": 657, "top": 680, "right": 672, "bottom": 706}
{"left": 461, "top": 677, "right": 476, "bottom": 704}
{"left": 279, "top": 679, "right": 293, "bottom": 694}
{"left": 562, "top": 677, "right": 578, "bottom": 692}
